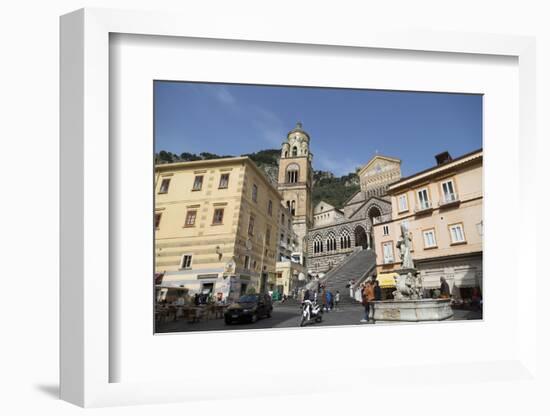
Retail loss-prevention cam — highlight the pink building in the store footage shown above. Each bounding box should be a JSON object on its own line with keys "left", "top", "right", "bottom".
{"left": 372, "top": 149, "right": 483, "bottom": 300}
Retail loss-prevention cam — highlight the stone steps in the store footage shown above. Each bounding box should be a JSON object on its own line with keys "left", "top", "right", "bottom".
{"left": 312, "top": 249, "right": 377, "bottom": 304}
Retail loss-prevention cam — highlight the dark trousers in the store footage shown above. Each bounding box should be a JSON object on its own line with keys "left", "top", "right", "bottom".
{"left": 364, "top": 303, "right": 370, "bottom": 321}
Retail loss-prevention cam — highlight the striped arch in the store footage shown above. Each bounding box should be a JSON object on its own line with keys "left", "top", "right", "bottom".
{"left": 312, "top": 234, "right": 324, "bottom": 254}
{"left": 366, "top": 204, "right": 383, "bottom": 223}
{"left": 326, "top": 231, "right": 337, "bottom": 252}
{"left": 353, "top": 224, "right": 369, "bottom": 249}
{"left": 339, "top": 228, "right": 352, "bottom": 249}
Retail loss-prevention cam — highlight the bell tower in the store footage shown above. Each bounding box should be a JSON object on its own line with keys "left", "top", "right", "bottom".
{"left": 278, "top": 122, "right": 313, "bottom": 257}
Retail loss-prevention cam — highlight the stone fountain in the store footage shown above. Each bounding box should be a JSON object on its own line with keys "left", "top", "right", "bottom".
{"left": 372, "top": 224, "right": 453, "bottom": 322}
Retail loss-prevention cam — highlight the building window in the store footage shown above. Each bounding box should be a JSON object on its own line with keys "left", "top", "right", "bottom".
{"left": 326, "top": 232, "right": 337, "bottom": 251}
{"left": 252, "top": 184, "right": 258, "bottom": 202}
{"left": 267, "top": 200, "right": 273, "bottom": 216}
{"left": 397, "top": 194, "right": 408, "bottom": 212}
{"left": 291, "top": 200, "right": 296, "bottom": 216}
{"left": 441, "top": 179, "right": 457, "bottom": 203}
{"left": 248, "top": 215, "right": 255, "bottom": 236}
{"left": 212, "top": 208, "right": 224, "bottom": 225}
{"left": 292, "top": 146, "right": 298, "bottom": 157}
{"left": 382, "top": 242, "right": 394, "bottom": 264}
{"left": 288, "top": 219, "right": 291, "bottom": 229}
{"left": 280, "top": 233, "right": 284, "bottom": 243}
{"left": 159, "top": 178, "right": 171, "bottom": 194}
{"left": 219, "top": 173, "right": 229, "bottom": 189}
{"left": 449, "top": 223, "right": 466, "bottom": 243}
{"left": 192, "top": 175, "right": 203, "bottom": 191}
{"left": 286, "top": 164, "right": 300, "bottom": 183}
{"left": 265, "top": 226, "right": 271, "bottom": 245}
{"left": 281, "top": 213, "right": 285, "bottom": 225}
{"left": 417, "top": 188, "right": 431, "bottom": 210}
{"left": 180, "top": 254, "right": 193, "bottom": 269}
{"left": 185, "top": 210, "right": 197, "bottom": 227}
{"left": 313, "top": 235, "right": 323, "bottom": 254}
{"left": 244, "top": 255, "right": 250, "bottom": 270}
{"left": 340, "top": 230, "right": 351, "bottom": 249}
{"left": 155, "top": 213, "right": 162, "bottom": 229}
{"left": 423, "top": 229, "right": 437, "bottom": 248}
{"left": 383, "top": 225, "right": 390, "bottom": 236}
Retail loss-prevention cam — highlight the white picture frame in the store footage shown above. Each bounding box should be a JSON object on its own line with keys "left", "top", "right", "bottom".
{"left": 60, "top": 7, "right": 539, "bottom": 408}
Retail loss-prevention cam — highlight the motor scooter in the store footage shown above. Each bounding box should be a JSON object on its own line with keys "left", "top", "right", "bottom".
{"left": 300, "top": 299, "right": 323, "bottom": 326}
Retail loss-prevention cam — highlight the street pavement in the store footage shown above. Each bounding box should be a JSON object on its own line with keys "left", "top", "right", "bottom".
{"left": 156, "top": 301, "right": 482, "bottom": 333}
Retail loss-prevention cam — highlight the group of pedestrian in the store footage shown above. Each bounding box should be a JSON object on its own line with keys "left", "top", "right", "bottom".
{"left": 303, "top": 286, "right": 341, "bottom": 312}
{"left": 360, "top": 278, "right": 382, "bottom": 323}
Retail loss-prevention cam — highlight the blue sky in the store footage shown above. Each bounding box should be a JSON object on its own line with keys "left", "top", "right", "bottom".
{"left": 154, "top": 81, "right": 482, "bottom": 177}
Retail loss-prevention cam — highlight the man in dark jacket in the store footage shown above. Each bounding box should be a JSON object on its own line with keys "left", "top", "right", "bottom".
{"left": 374, "top": 280, "right": 382, "bottom": 301}
{"left": 303, "top": 289, "right": 311, "bottom": 302}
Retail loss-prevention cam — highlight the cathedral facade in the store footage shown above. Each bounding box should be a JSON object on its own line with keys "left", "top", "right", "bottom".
{"left": 306, "top": 155, "right": 402, "bottom": 276}
{"left": 274, "top": 123, "right": 402, "bottom": 277}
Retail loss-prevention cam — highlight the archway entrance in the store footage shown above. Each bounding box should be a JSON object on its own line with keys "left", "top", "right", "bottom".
{"left": 354, "top": 226, "right": 368, "bottom": 249}
{"left": 367, "top": 206, "right": 382, "bottom": 250}
{"left": 367, "top": 206, "right": 382, "bottom": 224}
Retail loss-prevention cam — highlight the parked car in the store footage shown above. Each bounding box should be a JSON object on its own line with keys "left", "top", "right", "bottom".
{"left": 224, "top": 293, "right": 273, "bottom": 324}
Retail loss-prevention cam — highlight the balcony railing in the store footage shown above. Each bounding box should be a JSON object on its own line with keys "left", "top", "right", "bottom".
{"left": 373, "top": 213, "right": 392, "bottom": 225}
{"left": 415, "top": 200, "right": 433, "bottom": 213}
{"left": 439, "top": 193, "right": 460, "bottom": 207}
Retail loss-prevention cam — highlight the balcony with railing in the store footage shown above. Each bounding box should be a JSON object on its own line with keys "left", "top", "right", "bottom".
{"left": 414, "top": 200, "right": 433, "bottom": 214}
{"left": 438, "top": 192, "right": 460, "bottom": 208}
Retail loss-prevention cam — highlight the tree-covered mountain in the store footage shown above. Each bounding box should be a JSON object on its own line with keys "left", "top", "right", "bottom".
{"left": 155, "top": 149, "right": 359, "bottom": 209}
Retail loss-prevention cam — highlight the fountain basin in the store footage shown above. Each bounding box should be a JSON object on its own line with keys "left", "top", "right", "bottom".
{"left": 372, "top": 298, "right": 453, "bottom": 322}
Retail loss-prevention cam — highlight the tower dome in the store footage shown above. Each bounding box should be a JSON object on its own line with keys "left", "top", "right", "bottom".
{"left": 287, "top": 122, "right": 310, "bottom": 142}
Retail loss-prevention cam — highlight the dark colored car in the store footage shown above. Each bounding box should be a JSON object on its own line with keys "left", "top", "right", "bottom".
{"left": 224, "top": 294, "right": 273, "bottom": 324}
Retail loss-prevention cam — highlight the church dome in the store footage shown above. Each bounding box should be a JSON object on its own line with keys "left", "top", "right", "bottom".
{"left": 287, "top": 122, "right": 310, "bottom": 142}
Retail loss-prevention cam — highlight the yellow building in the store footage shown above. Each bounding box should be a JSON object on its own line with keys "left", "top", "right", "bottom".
{"left": 155, "top": 157, "right": 284, "bottom": 301}
{"left": 372, "top": 149, "right": 483, "bottom": 299}
{"left": 275, "top": 260, "right": 307, "bottom": 297}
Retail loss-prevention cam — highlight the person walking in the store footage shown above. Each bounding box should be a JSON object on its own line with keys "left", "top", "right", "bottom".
{"left": 439, "top": 277, "right": 450, "bottom": 299}
{"left": 335, "top": 290, "right": 341, "bottom": 310}
{"left": 374, "top": 280, "right": 382, "bottom": 301}
{"left": 326, "top": 290, "right": 333, "bottom": 312}
{"left": 361, "top": 280, "right": 375, "bottom": 323}
{"left": 320, "top": 286, "right": 327, "bottom": 312}
{"left": 372, "top": 279, "right": 382, "bottom": 324}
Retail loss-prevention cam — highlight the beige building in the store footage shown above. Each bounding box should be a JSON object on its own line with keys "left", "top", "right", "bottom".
{"left": 277, "top": 204, "right": 299, "bottom": 262}
{"left": 372, "top": 149, "right": 483, "bottom": 299}
{"left": 155, "top": 157, "right": 284, "bottom": 301}
{"left": 273, "top": 203, "right": 307, "bottom": 296}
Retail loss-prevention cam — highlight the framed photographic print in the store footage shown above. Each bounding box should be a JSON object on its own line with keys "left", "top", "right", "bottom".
{"left": 60, "top": 7, "right": 538, "bottom": 408}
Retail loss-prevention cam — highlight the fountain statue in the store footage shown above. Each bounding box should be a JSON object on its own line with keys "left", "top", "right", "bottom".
{"left": 396, "top": 223, "right": 414, "bottom": 269}
{"left": 371, "top": 222, "right": 453, "bottom": 322}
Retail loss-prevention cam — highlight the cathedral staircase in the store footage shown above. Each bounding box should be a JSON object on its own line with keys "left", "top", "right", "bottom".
{"left": 309, "top": 248, "right": 377, "bottom": 305}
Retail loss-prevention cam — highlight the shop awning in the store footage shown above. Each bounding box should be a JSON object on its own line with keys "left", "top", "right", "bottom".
{"left": 378, "top": 272, "right": 398, "bottom": 288}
